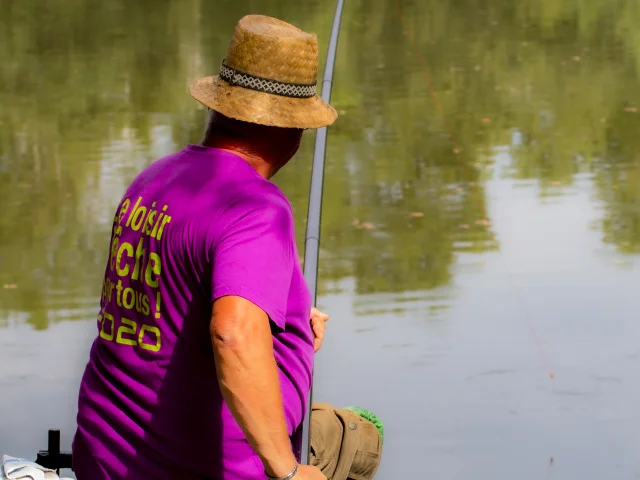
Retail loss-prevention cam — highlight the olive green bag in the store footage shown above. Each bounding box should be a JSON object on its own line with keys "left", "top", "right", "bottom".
{"left": 309, "top": 402, "right": 384, "bottom": 480}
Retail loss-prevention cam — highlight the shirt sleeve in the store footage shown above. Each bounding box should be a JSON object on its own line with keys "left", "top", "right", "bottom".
{"left": 211, "top": 199, "right": 294, "bottom": 329}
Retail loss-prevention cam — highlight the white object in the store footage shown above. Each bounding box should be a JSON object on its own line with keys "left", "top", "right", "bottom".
{"left": 1, "top": 455, "right": 73, "bottom": 480}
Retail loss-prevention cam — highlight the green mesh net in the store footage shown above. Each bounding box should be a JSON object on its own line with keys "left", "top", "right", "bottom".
{"left": 342, "top": 406, "right": 385, "bottom": 444}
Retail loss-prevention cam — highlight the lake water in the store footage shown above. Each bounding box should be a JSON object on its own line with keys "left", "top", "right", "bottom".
{"left": 2, "top": 0, "right": 640, "bottom": 478}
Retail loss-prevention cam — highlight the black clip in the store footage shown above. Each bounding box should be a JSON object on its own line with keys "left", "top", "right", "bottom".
{"left": 35, "top": 429, "right": 73, "bottom": 474}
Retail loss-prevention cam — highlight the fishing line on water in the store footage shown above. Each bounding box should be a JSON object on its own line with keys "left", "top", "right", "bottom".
{"left": 391, "top": 0, "right": 555, "bottom": 380}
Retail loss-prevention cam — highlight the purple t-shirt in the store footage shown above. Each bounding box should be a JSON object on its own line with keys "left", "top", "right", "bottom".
{"left": 72, "top": 145, "right": 314, "bottom": 479}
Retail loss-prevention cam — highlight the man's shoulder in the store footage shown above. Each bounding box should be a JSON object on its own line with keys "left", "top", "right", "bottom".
{"left": 227, "top": 183, "right": 293, "bottom": 227}
{"left": 254, "top": 181, "right": 292, "bottom": 211}
{"left": 123, "top": 146, "right": 293, "bottom": 225}
{"left": 123, "top": 148, "right": 188, "bottom": 192}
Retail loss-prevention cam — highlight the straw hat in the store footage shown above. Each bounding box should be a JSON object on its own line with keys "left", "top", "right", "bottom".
{"left": 189, "top": 15, "right": 338, "bottom": 129}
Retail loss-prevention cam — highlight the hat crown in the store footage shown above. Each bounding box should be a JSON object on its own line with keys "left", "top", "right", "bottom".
{"left": 224, "top": 15, "right": 319, "bottom": 85}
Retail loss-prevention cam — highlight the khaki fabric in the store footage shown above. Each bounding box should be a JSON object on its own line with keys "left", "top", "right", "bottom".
{"left": 309, "top": 402, "right": 382, "bottom": 480}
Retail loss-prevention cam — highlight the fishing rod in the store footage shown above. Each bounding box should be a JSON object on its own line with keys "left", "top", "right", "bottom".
{"left": 300, "top": 0, "right": 346, "bottom": 465}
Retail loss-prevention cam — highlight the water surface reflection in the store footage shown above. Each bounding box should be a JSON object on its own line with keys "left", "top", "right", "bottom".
{"left": 2, "top": 0, "right": 640, "bottom": 478}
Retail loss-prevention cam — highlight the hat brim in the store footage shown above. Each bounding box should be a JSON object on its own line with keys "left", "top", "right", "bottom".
{"left": 188, "top": 75, "right": 338, "bottom": 129}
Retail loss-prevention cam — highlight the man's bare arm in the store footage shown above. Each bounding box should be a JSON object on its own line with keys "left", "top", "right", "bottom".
{"left": 210, "top": 295, "right": 296, "bottom": 478}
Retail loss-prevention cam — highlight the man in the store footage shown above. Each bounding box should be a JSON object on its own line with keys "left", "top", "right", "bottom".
{"left": 72, "top": 14, "right": 381, "bottom": 480}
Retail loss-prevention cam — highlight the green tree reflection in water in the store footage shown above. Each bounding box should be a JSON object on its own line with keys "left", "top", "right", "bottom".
{"left": 2, "top": 0, "right": 640, "bottom": 328}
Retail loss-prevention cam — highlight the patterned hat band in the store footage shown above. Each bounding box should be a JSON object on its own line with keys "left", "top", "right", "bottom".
{"left": 219, "top": 62, "right": 317, "bottom": 99}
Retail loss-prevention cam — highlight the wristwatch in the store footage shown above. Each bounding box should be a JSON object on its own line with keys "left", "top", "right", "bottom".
{"left": 265, "top": 462, "right": 298, "bottom": 480}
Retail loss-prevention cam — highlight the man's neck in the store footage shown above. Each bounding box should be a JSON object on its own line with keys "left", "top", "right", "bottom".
{"left": 202, "top": 138, "right": 273, "bottom": 180}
